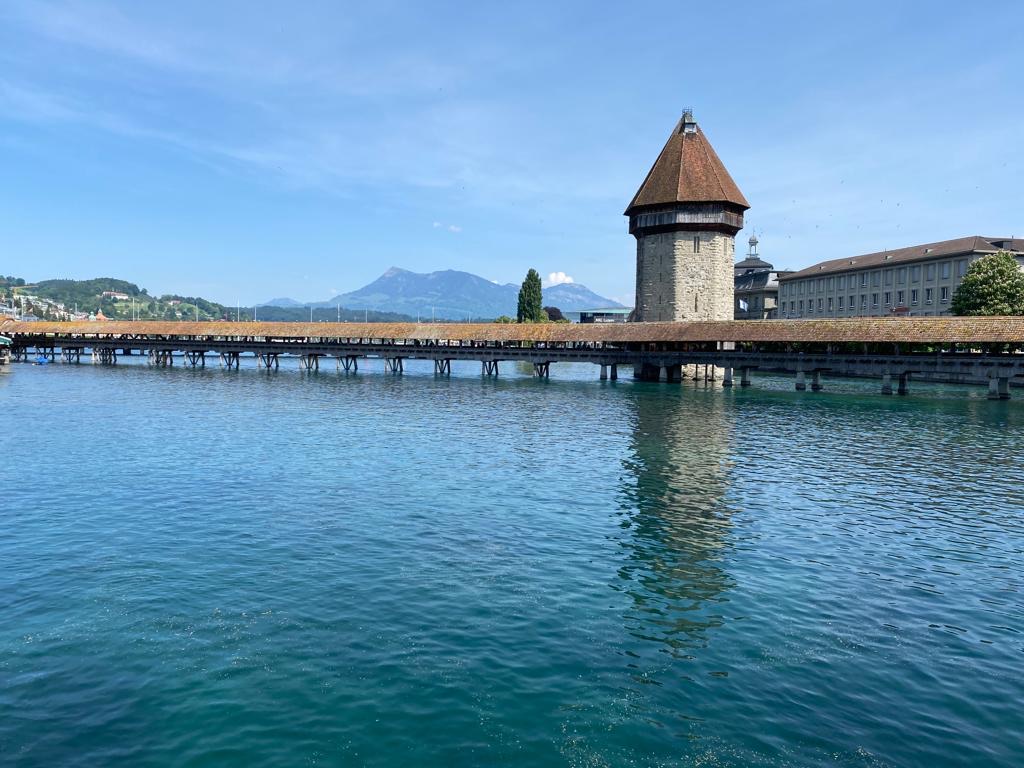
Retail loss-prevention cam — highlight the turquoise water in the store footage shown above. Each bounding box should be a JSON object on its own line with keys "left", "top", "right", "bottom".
{"left": 1, "top": 360, "right": 1022, "bottom": 767}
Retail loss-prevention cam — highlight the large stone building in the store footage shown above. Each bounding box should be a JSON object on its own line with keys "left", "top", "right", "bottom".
{"left": 777, "top": 236, "right": 1024, "bottom": 318}
{"left": 734, "top": 235, "right": 792, "bottom": 319}
{"left": 626, "top": 110, "right": 749, "bottom": 322}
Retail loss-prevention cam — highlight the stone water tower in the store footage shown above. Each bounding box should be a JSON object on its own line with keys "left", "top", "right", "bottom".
{"left": 626, "top": 110, "right": 750, "bottom": 322}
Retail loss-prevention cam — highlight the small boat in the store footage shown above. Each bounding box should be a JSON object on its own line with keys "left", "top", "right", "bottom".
{"left": 34, "top": 355, "right": 50, "bottom": 365}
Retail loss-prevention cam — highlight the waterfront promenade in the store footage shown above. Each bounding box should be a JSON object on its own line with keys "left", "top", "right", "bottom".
{"left": 4, "top": 317, "right": 1024, "bottom": 397}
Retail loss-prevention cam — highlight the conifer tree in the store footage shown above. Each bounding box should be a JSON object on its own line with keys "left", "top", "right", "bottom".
{"left": 516, "top": 269, "right": 544, "bottom": 322}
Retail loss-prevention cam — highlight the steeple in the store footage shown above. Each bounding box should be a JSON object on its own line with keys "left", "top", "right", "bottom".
{"left": 625, "top": 110, "right": 749, "bottom": 218}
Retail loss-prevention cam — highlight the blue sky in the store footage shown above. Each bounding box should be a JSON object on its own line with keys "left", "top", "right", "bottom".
{"left": 1, "top": 0, "right": 1021, "bottom": 305}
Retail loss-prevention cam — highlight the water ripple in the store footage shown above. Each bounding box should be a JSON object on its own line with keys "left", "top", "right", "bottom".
{"left": 1, "top": 362, "right": 1022, "bottom": 766}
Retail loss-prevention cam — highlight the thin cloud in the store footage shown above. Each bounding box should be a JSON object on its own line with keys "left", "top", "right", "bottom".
{"left": 432, "top": 221, "right": 461, "bottom": 233}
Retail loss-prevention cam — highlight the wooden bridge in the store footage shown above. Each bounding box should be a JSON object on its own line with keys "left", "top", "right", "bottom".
{"left": 3, "top": 317, "right": 1024, "bottom": 398}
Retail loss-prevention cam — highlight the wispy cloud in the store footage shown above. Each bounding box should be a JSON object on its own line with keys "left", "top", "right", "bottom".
{"left": 0, "top": 2, "right": 628, "bottom": 209}
{"left": 432, "top": 221, "right": 462, "bottom": 233}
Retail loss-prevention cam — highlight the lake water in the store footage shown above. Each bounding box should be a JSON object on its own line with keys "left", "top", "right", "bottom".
{"left": 1, "top": 360, "right": 1022, "bottom": 766}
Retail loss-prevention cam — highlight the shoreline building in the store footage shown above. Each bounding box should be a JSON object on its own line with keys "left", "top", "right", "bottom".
{"left": 626, "top": 110, "right": 749, "bottom": 322}
{"left": 777, "top": 236, "right": 1024, "bottom": 318}
{"left": 734, "top": 235, "right": 792, "bottom": 319}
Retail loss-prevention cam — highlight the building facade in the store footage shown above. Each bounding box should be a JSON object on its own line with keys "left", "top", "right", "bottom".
{"left": 578, "top": 308, "right": 632, "bottom": 324}
{"left": 777, "top": 236, "right": 1024, "bottom": 318}
{"left": 626, "top": 111, "right": 749, "bottom": 322}
{"left": 734, "top": 235, "right": 792, "bottom": 319}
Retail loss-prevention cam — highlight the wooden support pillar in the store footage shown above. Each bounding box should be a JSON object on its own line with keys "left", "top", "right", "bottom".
{"left": 481, "top": 360, "right": 498, "bottom": 376}
{"left": 610, "top": 363, "right": 618, "bottom": 381}
{"left": 987, "top": 375, "right": 1010, "bottom": 400}
{"left": 664, "top": 364, "right": 682, "bottom": 383}
{"left": 881, "top": 373, "right": 893, "bottom": 395}
{"left": 385, "top": 357, "right": 403, "bottom": 374}
{"left": 897, "top": 373, "right": 909, "bottom": 396}
{"left": 795, "top": 370, "right": 807, "bottom": 391}
{"left": 811, "top": 370, "right": 823, "bottom": 392}
{"left": 533, "top": 361, "right": 550, "bottom": 378}
{"left": 434, "top": 359, "right": 450, "bottom": 375}
{"left": 987, "top": 377, "right": 999, "bottom": 399}
{"left": 722, "top": 367, "right": 733, "bottom": 387}
{"left": 634, "top": 362, "right": 661, "bottom": 381}
{"left": 600, "top": 364, "right": 608, "bottom": 380}
{"left": 740, "top": 367, "right": 751, "bottom": 387}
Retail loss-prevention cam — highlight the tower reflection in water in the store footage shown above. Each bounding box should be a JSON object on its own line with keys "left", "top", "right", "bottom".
{"left": 615, "top": 385, "right": 736, "bottom": 657}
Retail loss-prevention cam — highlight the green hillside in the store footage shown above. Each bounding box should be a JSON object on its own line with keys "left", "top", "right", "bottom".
{"left": 2, "top": 274, "right": 417, "bottom": 322}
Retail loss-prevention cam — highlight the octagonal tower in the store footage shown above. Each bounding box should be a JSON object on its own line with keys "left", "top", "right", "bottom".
{"left": 626, "top": 110, "right": 749, "bottom": 322}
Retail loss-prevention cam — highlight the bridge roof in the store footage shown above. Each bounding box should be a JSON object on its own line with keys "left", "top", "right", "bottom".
{"left": 4, "top": 318, "right": 1024, "bottom": 344}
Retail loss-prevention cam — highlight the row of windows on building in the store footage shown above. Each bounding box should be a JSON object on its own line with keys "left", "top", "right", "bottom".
{"left": 736, "top": 295, "right": 776, "bottom": 310}
{"left": 779, "top": 259, "right": 970, "bottom": 298}
{"left": 784, "top": 286, "right": 952, "bottom": 315}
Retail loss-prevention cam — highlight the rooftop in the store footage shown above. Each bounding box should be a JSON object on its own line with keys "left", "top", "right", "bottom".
{"left": 735, "top": 256, "right": 774, "bottom": 272}
{"left": 6, "top": 317, "right": 1024, "bottom": 344}
{"left": 625, "top": 111, "right": 749, "bottom": 214}
{"left": 781, "top": 236, "right": 1018, "bottom": 280}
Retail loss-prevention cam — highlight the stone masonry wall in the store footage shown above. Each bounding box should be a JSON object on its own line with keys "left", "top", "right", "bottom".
{"left": 634, "top": 231, "right": 735, "bottom": 321}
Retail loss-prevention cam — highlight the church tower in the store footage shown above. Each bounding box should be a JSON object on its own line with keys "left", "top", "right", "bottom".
{"left": 626, "top": 110, "right": 749, "bottom": 322}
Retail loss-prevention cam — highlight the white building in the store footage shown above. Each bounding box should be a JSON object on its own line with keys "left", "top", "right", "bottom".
{"left": 777, "top": 236, "right": 1023, "bottom": 318}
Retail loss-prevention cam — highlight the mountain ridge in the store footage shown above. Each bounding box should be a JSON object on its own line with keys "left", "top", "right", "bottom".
{"left": 264, "top": 267, "right": 623, "bottom": 318}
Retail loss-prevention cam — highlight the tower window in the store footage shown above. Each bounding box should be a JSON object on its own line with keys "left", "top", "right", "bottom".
{"left": 694, "top": 296, "right": 698, "bottom": 312}
{"left": 693, "top": 236, "right": 700, "bottom": 252}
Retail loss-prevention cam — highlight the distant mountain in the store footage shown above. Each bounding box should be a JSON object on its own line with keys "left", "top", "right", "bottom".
{"left": 299, "top": 267, "right": 622, "bottom": 319}
{"left": 262, "top": 297, "right": 304, "bottom": 308}
{"left": 543, "top": 282, "right": 624, "bottom": 311}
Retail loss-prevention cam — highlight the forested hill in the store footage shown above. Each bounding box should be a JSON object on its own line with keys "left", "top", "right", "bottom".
{"left": 2, "top": 275, "right": 416, "bottom": 322}
{"left": 32, "top": 278, "right": 146, "bottom": 306}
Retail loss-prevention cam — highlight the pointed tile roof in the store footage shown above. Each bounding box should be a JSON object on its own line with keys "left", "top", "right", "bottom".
{"left": 626, "top": 117, "right": 750, "bottom": 214}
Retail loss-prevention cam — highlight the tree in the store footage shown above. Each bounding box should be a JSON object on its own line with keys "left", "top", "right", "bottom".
{"left": 951, "top": 251, "right": 1024, "bottom": 316}
{"left": 516, "top": 268, "right": 544, "bottom": 323}
{"left": 493, "top": 315, "right": 515, "bottom": 324}
{"left": 543, "top": 305, "right": 564, "bottom": 322}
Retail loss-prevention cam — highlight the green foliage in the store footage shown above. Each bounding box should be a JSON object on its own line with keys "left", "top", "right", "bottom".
{"left": 516, "top": 268, "right": 544, "bottom": 323}
{"left": 493, "top": 315, "right": 515, "bottom": 324}
{"left": 951, "top": 252, "right": 1024, "bottom": 316}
